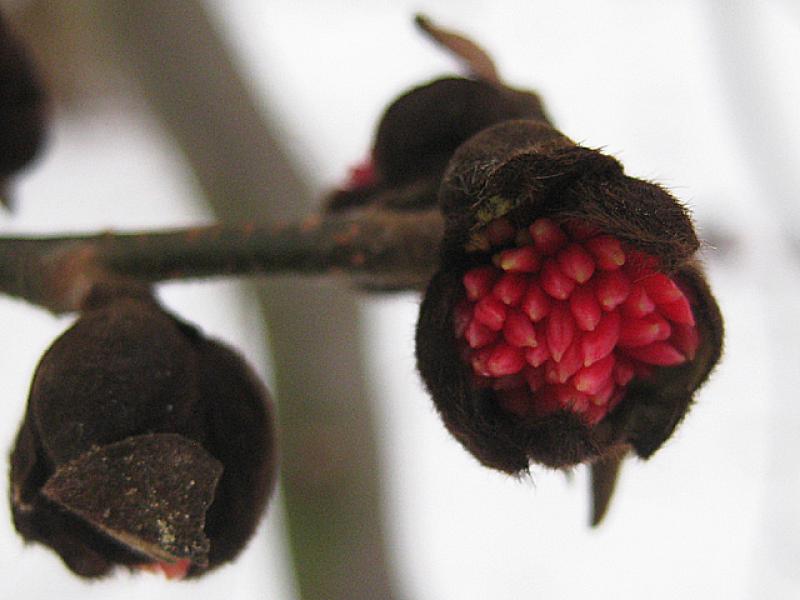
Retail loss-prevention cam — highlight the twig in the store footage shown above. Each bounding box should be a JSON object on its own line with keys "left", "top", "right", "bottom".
{"left": 0, "top": 208, "right": 444, "bottom": 312}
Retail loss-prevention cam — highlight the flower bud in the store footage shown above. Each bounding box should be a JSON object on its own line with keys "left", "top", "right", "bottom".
{"left": 326, "top": 77, "right": 549, "bottom": 213}
{"left": 0, "top": 10, "right": 47, "bottom": 206}
{"left": 417, "top": 119, "right": 723, "bottom": 475}
{"left": 9, "top": 287, "right": 276, "bottom": 578}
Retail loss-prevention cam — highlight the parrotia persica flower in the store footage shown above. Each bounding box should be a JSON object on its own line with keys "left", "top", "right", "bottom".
{"left": 10, "top": 283, "right": 276, "bottom": 579}
{"left": 416, "top": 117, "right": 723, "bottom": 473}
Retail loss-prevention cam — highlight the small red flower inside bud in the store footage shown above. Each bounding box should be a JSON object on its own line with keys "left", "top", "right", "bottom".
{"left": 452, "top": 218, "right": 702, "bottom": 427}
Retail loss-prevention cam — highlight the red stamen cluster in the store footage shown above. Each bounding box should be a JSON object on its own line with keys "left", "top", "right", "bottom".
{"left": 454, "top": 218, "right": 700, "bottom": 425}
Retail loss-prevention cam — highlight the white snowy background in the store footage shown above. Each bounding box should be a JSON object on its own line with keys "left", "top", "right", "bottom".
{"left": 1, "top": 1, "right": 799, "bottom": 598}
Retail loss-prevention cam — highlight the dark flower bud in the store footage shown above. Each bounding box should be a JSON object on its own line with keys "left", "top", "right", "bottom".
{"left": 416, "top": 118, "right": 723, "bottom": 477}
{"left": 10, "top": 285, "right": 276, "bottom": 579}
{"left": 0, "top": 10, "right": 47, "bottom": 206}
{"left": 327, "top": 78, "right": 548, "bottom": 213}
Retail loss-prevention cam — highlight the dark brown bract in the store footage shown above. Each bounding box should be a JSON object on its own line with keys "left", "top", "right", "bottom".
{"left": 9, "top": 285, "right": 276, "bottom": 578}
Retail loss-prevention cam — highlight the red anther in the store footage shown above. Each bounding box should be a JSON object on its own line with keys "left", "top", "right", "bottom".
{"left": 569, "top": 284, "right": 602, "bottom": 331}
{"left": 546, "top": 303, "right": 575, "bottom": 362}
{"left": 474, "top": 296, "right": 507, "bottom": 331}
{"left": 618, "top": 313, "right": 672, "bottom": 347}
{"left": 521, "top": 282, "right": 551, "bottom": 322}
{"left": 463, "top": 266, "right": 498, "bottom": 301}
{"left": 487, "top": 218, "right": 516, "bottom": 246}
{"left": 581, "top": 311, "right": 621, "bottom": 366}
{"left": 498, "top": 246, "right": 540, "bottom": 272}
{"left": 670, "top": 323, "right": 700, "bottom": 360}
{"left": 659, "top": 295, "right": 695, "bottom": 326}
{"left": 622, "top": 283, "right": 656, "bottom": 318}
{"left": 557, "top": 243, "right": 596, "bottom": 283}
{"left": 529, "top": 218, "right": 568, "bottom": 254}
{"left": 556, "top": 385, "right": 589, "bottom": 412}
{"left": 642, "top": 273, "right": 682, "bottom": 304}
{"left": 523, "top": 366, "right": 545, "bottom": 391}
{"left": 453, "top": 301, "right": 472, "bottom": 338}
{"left": 541, "top": 259, "right": 576, "bottom": 300}
{"left": 503, "top": 310, "right": 538, "bottom": 348}
{"left": 623, "top": 342, "right": 686, "bottom": 366}
{"left": 470, "top": 347, "right": 494, "bottom": 377}
{"left": 465, "top": 319, "right": 497, "bottom": 349}
{"left": 552, "top": 340, "right": 583, "bottom": 384}
{"left": 589, "top": 376, "right": 616, "bottom": 406}
{"left": 492, "top": 272, "right": 528, "bottom": 306}
{"left": 613, "top": 358, "right": 635, "bottom": 386}
{"left": 487, "top": 343, "right": 527, "bottom": 376}
{"left": 492, "top": 373, "right": 525, "bottom": 391}
{"left": 161, "top": 559, "right": 192, "bottom": 580}
{"left": 496, "top": 388, "right": 533, "bottom": 417}
{"left": 562, "top": 220, "right": 601, "bottom": 240}
{"left": 524, "top": 342, "right": 550, "bottom": 367}
{"left": 584, "top": 235, "right": 626, "bottom": 270}
{"left": 573, "top": 354, "right": 615, "bottom": 394}
{"left": 595, "top": 270, "right": 631, "bottom": 311}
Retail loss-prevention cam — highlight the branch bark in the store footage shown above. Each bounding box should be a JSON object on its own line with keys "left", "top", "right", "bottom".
{"left": 0, "top": 208, "right": 443, "bottom": 312}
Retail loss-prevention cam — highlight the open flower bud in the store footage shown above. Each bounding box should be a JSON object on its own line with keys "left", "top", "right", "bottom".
{"left": 416, "top": 118, "right": 723, "bottom": 475}
{"left": 9, "top": 286, "right": 276, "bottom": 578}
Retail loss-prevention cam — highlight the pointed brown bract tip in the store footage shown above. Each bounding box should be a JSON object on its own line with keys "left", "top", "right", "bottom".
{"left": 413, "top": 13, "right": 501, "bottom": 84}
{"left": 417, "top": 117, "right": 722, "bottom": 476}
{"left": 590, "top": 449, "right": 627, "bottom": 526}
{"left": 9, "top": 286, "right": 277, "bottom": 578}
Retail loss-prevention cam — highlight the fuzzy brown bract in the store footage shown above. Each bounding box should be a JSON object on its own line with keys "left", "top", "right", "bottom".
{"left": 9, "top": 287, "right": 277, "bottom": 578}
{"left": 416, "top": 117, "right": 723, "bottom": 473}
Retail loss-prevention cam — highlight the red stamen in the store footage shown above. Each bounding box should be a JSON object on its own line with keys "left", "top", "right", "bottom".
{"left": 582, "top": 312, "right": 621, "bottom": 366}
{"left": 463, "top": 266, "right": 497, "bottom": 301}
{"left": 613, "top": 358, "right": 636, "bottom": 386}
{"left": 546, "top": 303, "right": 575, "bottom": 362}
{"left": 521, "top": 282, "right": 551, "bottom": 322}
{"left": 618, "top": 313, "right": 672, "bottom": 347}
{"left": 659, "top": 295, "right": 695, "bottom": 326}
{"left": 550, "top": 340, "right": 583, "bottom": 384}
{"left": 524, "top": 342, "right": 550, "bottom": 367}
{"left": 585, "top": 235, "right": 626, "bottom": 270}
{"left": 556, "top": 385, "right": 590, "bottom": 413}
{"left": 622, "top": 283, "right": 656, "bottom": 318}
{"left": 529, "top": 218, "right": 568, "bottom": 254}
{"left": 492, "top": 272, "right": 527, "bottom": 306}
{"left": 642, "top": 273, "right": 682, "bottom": 304}
{"left": 570, "top": 284, "right": 602, "bottom": 331}
{"left": 541, "top": 259, "right": 576, "bottom": 300}
{"left": 465, "top": 319, "right": 497, "bottom": 349}
{"left": 623, "top": 342, "right": 686, "bottom": 366}
{"left": 498, "top": 246, "right": 540, "bottom": 272}
{"left": 474, "top": 296, "right": 507, "bottom": 331}
{"left": 487, "top": 343, "right": 527, "bottom": 376}
{"left": 557, "top": 243, "right": 596, "bottom": 283}
{"left": 503, "top": 310, "right": 538, "bottom": 348}
{"left": 573, "top": 354, "right": 615, "bottom": 394}
{"left": 595, "top": 270, "right": 631, "bottom": 311}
